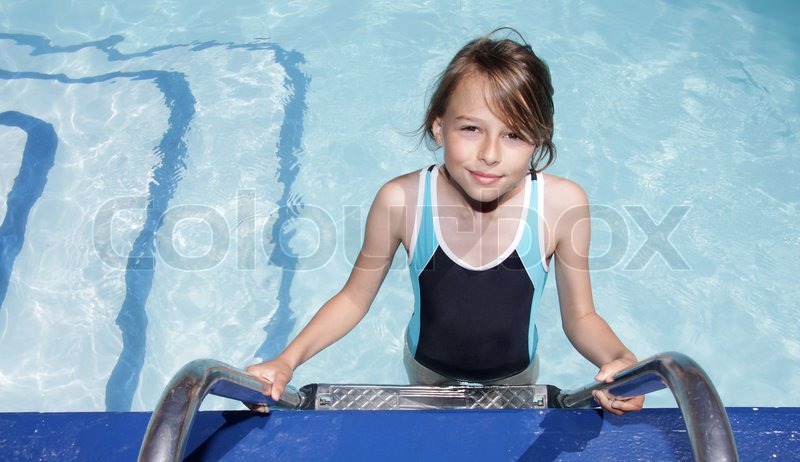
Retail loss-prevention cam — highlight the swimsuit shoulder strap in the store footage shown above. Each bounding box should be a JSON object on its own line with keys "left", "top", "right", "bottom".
{"left": 408, "top": 165, "right": 438, "bottom": 274}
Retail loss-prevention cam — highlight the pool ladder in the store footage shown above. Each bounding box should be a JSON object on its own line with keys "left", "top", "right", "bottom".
{"left": 138, "top": 352, "right": 739, "bottom": 461}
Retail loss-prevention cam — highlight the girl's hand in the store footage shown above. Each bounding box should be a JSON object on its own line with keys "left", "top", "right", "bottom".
{"left": 591, "top": 358, "right": 645, "bottom": 416}
{"left": 244, "top": 358, "right": 294, "bottom": 413}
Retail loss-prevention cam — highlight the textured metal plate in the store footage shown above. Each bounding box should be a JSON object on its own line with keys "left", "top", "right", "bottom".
{"left": 311, "top": 384, "right": 549, "bottom": 410}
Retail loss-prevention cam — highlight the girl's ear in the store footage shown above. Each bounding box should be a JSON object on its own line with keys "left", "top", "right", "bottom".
{"left": 433, "top": 117, "right": 443, "bottom": 146}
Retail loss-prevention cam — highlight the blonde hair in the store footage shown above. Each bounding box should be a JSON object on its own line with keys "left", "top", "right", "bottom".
{"left": 422, "top": 28, "right": 556, "bottom": 172}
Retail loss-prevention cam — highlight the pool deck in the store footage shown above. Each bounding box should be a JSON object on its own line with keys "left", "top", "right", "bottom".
{"left": 1, "top": 407, "right": 798, "bottom": 460}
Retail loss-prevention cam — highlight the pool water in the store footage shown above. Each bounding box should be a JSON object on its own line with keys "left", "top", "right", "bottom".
{"left": 0, "top": 0, "right": 798, "bottom": 412}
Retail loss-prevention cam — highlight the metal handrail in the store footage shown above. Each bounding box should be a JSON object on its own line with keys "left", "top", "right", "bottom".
{"left": 137, "top": 359, "right": 303, "bottom": 462}
{"left": 558, "top": 351, "right": 738, "bottom": 462}
{"left": 138, "top": 352, "right": 738, "bottom": 461}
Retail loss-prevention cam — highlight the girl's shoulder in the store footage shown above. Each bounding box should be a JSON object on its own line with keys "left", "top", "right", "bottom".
{"left": 373, "top": 167, "right": 428, "bottom": 209}
{"left": 539, "top": 172, "right": 589, "bottom": 211}
{"left": 371, "top": 168, "right": 431, "bottom": 248}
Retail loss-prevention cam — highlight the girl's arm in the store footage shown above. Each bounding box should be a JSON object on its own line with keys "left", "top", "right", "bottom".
{"left": 549, "top": 177, "right": 643, "bottom": 415}
{"left": 246, "top": 179, "right": 408, "bottom": 406}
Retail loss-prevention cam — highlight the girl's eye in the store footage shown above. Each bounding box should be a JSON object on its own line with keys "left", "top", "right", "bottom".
{"left": 460, "top": 125, "right": 479, "bottom": 133}
{"left": 506, "top": 132, "right": 530, "bottom": 143}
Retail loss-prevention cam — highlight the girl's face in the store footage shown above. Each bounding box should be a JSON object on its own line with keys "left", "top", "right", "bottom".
{"left": 433, "top": 74, "right": 535, "bottom": 206}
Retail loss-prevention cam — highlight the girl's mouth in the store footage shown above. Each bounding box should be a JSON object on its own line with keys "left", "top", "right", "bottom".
{"left": 470, "top": 170, "right": 501, "bottom": 185}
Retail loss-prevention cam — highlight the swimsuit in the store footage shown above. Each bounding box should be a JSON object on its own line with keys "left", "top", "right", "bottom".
{"left": 406, "top": 165, "right": 549, "bottom": 382}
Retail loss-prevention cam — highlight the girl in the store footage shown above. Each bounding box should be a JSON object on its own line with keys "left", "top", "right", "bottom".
{"left": 247, "top": 29, "right": 643, "bottom": 415}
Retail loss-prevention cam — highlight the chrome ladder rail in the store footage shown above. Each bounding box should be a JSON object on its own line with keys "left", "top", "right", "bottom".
{"left": 138, "top": 352, "right": 738, "bottom": 461}
{"left": 557, "top": 351, "right": 738, "bottom": 462}
{"left": 137, "top": 359, "right": 304, "bottom": 462}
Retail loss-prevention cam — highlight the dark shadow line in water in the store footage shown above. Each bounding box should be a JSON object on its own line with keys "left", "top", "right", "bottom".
{"left": 106, "top": 71, "right": 195, "bottom": 412}
{"left": 0, "top": 32, "right": 188, "bottom": 60}
{"left": 255, "top": 47, "right": 309, "bottom": 360}
{"left": 0, "top": 36, "right": 196, "bottom": 411}
{"left": 0, "top": 111, "right": 58, "bottom": 310}
{"left": 0, "top": 34, "right": 307, "bottom": 408}
{"left": 179, "top": 40, "right": 311, "bottom": 362}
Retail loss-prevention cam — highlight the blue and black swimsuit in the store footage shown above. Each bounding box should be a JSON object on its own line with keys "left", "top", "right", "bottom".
{"left": 406, "top": 165, "right": 550, "bottom": 382}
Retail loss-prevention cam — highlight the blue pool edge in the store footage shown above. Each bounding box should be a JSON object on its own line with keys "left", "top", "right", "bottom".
{"left": 1, "top": 407, "right": 797, "bottom": 460}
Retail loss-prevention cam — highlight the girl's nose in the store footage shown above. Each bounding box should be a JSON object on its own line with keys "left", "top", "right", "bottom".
{"left": 478, "top": 138, "right": 501, "bottom": 165}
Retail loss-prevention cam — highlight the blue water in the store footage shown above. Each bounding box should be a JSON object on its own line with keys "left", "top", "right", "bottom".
{"left": 0, "top": 0, "right": 797, "bottom": 412}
